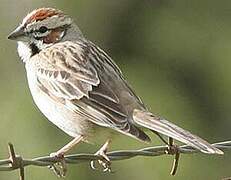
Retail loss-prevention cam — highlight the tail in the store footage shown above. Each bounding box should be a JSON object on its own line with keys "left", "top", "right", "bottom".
{"left": 133, "top": 109, "right": 223, "bottom": 154}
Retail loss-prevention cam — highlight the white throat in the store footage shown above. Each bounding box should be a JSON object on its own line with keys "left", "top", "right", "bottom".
{"left": 17, "top": 41, "right": 32, "bottom": 63}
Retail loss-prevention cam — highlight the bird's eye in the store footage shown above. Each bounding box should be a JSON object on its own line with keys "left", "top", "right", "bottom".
{"left": 38, "top": 26, "right": 48, "bottom": 33}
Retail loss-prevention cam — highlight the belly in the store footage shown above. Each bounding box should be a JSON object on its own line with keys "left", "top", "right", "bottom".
{"left": 25, "top": 66, "right": 114, "bottom": 144}
{"left": 26, "top": 68, "right": 90, "bottom": 136}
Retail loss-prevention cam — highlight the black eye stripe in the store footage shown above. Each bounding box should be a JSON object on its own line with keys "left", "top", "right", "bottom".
{"left": 31, "top": 24, "right": 70, "bottom": 34}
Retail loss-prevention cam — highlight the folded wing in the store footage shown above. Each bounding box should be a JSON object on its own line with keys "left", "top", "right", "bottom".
{"left": 33, "top": 40, "right": 150, "bottom": 142}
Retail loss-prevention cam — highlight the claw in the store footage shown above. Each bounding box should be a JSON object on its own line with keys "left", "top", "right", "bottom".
{"left": 47, "top": 135, "right": 84, "bottom": 177}
{"left": 48, "top": 152, "right": 67, "bottom": 177}
{"left": 90, "top": 139, "right": 112, "bottom": 173}
{"left": 90, "top": 150, "right": 111, "bottom": 172}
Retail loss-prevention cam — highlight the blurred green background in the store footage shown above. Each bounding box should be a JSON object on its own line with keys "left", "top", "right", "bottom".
{"left": 0, "top": 0, "right": 230, "bottom": 179}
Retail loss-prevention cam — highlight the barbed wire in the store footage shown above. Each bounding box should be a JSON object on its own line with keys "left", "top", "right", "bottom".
{"left": 0, "top": 140, "right": 230, "bottom": 180}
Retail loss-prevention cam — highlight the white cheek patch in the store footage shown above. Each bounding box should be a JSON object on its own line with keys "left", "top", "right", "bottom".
{"left": 17, "top": 41, "right": 32, "bottom": 62}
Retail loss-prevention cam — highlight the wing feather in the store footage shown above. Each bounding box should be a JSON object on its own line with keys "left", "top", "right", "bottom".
{"left": 34, "top": 41, "right": 99, "bottom": 100}
{"left": 32, "top": 40, "right": 150, "bottom": 142}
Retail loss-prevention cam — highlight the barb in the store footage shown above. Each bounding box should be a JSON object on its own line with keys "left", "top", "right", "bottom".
{"left": 0, "top": 140, "right": 230, "bottom": 180}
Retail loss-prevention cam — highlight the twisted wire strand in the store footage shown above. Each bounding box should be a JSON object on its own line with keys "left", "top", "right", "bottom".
{"left": 0, "top": 141, "right": 230, "bottom": 180}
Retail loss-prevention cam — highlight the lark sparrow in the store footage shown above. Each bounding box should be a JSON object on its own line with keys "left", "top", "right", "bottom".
{"left": 8, "top": 7, "right": 223, "bottom": 174}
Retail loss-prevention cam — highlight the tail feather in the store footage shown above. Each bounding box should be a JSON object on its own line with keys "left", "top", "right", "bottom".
{"left": 133, "top": 109, "right": 223, "bottom": 155}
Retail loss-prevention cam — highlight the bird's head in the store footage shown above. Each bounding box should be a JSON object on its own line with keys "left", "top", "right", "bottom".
{"left": 8, "top": 8, "right": 83, "bottom": 59}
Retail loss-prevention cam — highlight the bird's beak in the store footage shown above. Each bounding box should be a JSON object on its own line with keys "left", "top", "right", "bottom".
{"left": 8, "top": 25, "right": 28, "bottom": 41}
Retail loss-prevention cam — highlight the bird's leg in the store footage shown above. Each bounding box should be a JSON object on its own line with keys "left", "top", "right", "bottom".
{"left": 90, "top": 139, "right": 112, "bottom": 172}
{"left": 53, "top": 135, "right": 84, "bottom": 156}
{"left": 49, "top": 135, "right": 84, "bottom": 177}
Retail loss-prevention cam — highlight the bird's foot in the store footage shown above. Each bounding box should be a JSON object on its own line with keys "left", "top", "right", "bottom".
{"left": 48, "top": 152, "right": 67, "bottom": 177}
{"left": 90, "top": 140, "right": 112, "bottom": 172}
{"left": 47, "top": 135, "right": 83, "bottom": 177}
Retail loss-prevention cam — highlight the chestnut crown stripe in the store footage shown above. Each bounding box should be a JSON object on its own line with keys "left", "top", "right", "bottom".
{"left": 23, "top": 8, "right": 64, "bottom": 25}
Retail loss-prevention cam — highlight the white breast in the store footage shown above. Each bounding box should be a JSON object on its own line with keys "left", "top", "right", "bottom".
{"left": 19, "top": 43, "right": 113, "bottom": 143}
{"left": 25, "top": 61, "right": 92, "bottom": 138}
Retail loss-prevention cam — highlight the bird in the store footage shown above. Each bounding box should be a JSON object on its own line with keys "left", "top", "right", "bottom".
{"left": 8, "top": 7, "right": 223, "bottom": 175}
